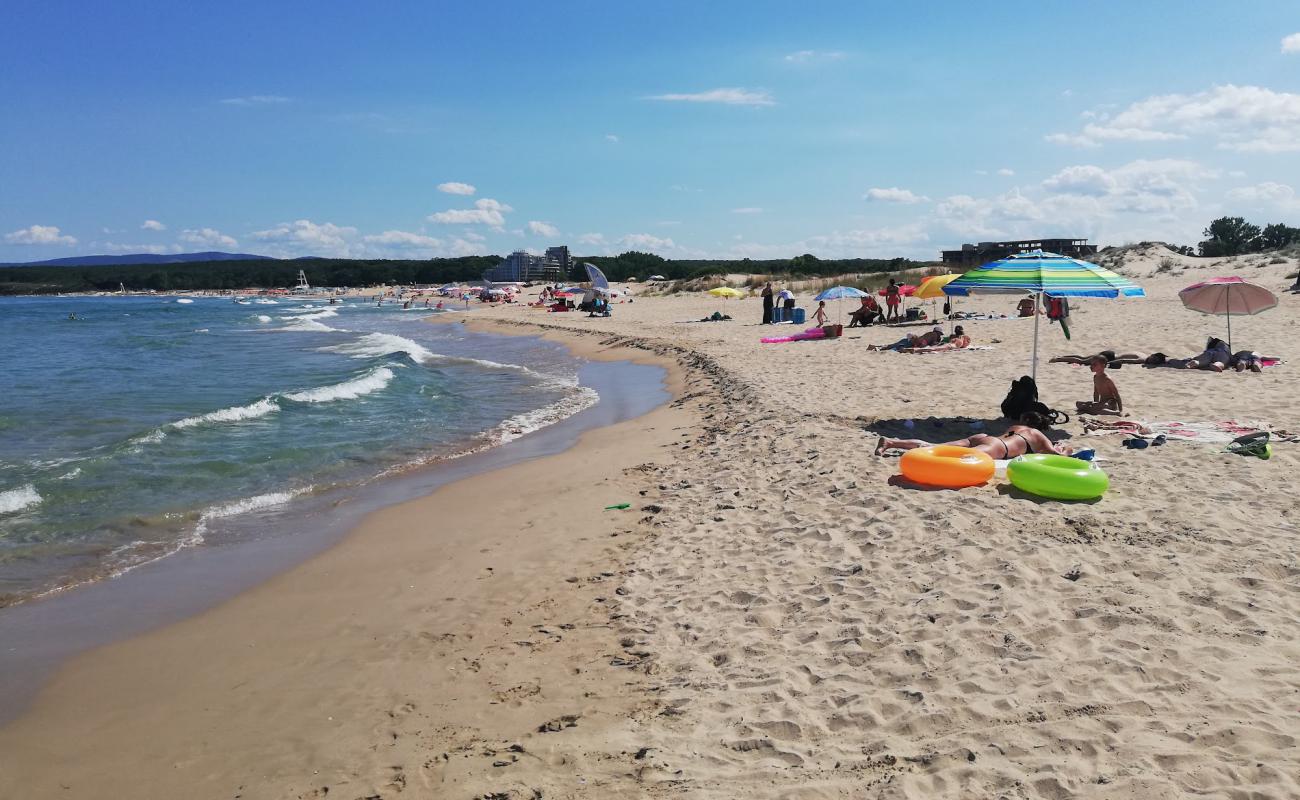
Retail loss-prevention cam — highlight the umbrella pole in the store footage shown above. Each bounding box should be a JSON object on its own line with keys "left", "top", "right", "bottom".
{"left": 1226, "top": 306, "right": 1232, "bottom": 353}
{"left": 1031, "top": 292, "right": 1041, "bottom": 381}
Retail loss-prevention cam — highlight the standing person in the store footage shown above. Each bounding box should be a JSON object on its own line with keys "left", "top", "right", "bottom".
{"left": 777, "top": 287, "right": 795, "bottom": 320}
{"left": 761, "top": 282, "right": 774, "bottom": 325}
{"left": 885, "top": 279, "right": 901, "bottom": 323}
{"left": 812, "top": 300, "right": 829, "bottom": 326}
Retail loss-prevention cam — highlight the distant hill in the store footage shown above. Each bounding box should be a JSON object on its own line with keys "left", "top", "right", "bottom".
{"left": 0, "top": 251, "right": 276, "bottom": 268}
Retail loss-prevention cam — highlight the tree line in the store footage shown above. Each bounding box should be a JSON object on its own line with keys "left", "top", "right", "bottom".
{"left": 1198, "top": 217, "right": 1299, "bottom": 257}
{"left": 0, "top": 252, "right": 932, "bottom": 295}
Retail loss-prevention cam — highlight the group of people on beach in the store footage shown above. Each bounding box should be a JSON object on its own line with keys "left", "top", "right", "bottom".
{"left": 761, "top": 278, "right": 911, "bottom": 326}
{"left": 1050, "top": 337, "right": 1268, "bottom": 373}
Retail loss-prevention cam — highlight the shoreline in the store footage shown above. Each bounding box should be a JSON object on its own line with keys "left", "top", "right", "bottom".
{"left": 0, "top": 326, "right": 693, "bottom": 800}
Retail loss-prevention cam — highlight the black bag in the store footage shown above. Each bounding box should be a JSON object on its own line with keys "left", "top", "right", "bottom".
{"left": 1000, "top": 376, "right": 1069, "bottom": 426}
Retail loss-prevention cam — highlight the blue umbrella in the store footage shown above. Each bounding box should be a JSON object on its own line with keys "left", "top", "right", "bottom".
{"left": 943, "top": 250, "right": 1144, "bottom": 379}
{"left": 814, "top": 285, "right": 868, "bottom": 325}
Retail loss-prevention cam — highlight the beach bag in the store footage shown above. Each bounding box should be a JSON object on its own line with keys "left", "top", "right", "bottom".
{"left": 1000, "top": 376, "right": 1069, "bottom": 426}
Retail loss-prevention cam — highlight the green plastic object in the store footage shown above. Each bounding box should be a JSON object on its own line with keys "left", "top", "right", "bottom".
{"left": 1007, "top": 454, "right": 1109, "bottom": 500}
{"left": 604, "top": 503, "right": 631, "bottom": 510}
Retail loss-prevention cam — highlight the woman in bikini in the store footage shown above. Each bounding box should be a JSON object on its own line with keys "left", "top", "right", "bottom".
{"left": 874, "top": 420, "right": 1072, "bottom": 458}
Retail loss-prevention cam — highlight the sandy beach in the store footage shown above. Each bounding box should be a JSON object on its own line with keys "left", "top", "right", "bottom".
{"left": 2, "top": 248, "right": 1298, "bottom": 799}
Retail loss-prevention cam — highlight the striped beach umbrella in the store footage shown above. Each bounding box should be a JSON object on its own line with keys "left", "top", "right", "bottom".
{"left": 943, "top": 250, "right": 1145, "bottom": 379}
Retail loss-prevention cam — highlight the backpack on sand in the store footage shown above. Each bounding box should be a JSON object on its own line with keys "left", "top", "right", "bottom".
{"left": 1000, "top": 376, "right": 1069, "bottom": 426}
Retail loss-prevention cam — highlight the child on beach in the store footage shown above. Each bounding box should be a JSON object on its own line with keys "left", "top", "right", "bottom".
{"left": 812, "top": 301, "right": 829, "bottom": 326}
{"left": 1075, "top": 356, "right": 1123, "bottom": 415}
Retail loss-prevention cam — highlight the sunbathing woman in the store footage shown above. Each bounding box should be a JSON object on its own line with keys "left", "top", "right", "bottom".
{"left": 868, "top": 327, "right": 943, "bottom": 351}
{"left": 1051, "top": 349, "right": 1151, "bottom": 365}
{"left": 899, "top": 325, "right": 971, "bottom": 352}
{"left": 875, "top": 418, "right": 1072, "bottom": 458}
{"left": 1184, "top": 337, "right": 1231, "bottom": 372}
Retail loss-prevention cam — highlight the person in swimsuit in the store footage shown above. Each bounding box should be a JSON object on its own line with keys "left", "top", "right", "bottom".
{"left": 868, "top": 326, "right": 944, "bottom": 351}
{"left": 875, "top": 422, "right": 1072, "bottom": 458}
{"left": 812, "top": 301, "right": 829, "bottom": 326}
{"left": 1050, "top": 349, "right": 1150, "bottom": 366}
{"left": 1075, "top": 356, "right": 1123, "bottom": 414}
{"left": 884, "top": 279, "right": 901, "bottom": 323}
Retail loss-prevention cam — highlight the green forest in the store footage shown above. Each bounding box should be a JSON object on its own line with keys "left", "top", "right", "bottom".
{"left": 0, "top": 253, "right": 930, "bottom": 294}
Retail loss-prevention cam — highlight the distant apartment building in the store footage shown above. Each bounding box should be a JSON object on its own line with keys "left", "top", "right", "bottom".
{"left": 544, "top": 245, "right": 571, "bottom": 277}
{"left": 486, "top": 249, "right": 565, "bottom": 283}
{"left": 941, "top": 238, "right": 1098, "bottom": 269}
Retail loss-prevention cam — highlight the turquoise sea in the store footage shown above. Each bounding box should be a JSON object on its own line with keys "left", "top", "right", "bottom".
{"left": 0, "top": 295, "right": 600, "bottom": 604}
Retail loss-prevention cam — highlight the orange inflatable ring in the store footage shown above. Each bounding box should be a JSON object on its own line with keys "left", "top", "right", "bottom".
{"left": 899, "top": 445, "right": 995, "bottom": 488}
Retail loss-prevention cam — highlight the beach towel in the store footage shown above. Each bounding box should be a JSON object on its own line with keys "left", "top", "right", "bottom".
{"left": 903, "top": 345, "right": 996, "bottom": 354}
{"left": 1081, "top": 417, "right": 1299, "bottom": 444}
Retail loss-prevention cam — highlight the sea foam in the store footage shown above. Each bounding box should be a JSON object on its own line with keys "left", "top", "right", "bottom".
{"left": 323, "top": 332, "right": 434, "bottom": 364}
{"left": 0, "top": 484, "right": 42, "bottom": 514}
{"left": 171, "top": 397, "right": 280, "bottom": 429}
{"left": 283, "top": 366, "right": 395, "bottom": 403}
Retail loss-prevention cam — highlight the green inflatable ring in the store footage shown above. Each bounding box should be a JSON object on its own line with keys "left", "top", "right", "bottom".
{"left": 1007, "top": 454, "right": 1109, "bottom": 500}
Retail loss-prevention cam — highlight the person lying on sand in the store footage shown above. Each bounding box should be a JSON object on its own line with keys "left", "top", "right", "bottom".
{"left": 1184, "top": 337, "right": 1231, "bottom": 372}
{"left": 1075, "top": 356, "right": 1124, "bottom": 415}
{"left": 875, "top": 417, "right": 1072, "bottom": 459}
{"left": 1051, "top": 349, "right": 1150, "bottom": 366}
{"left": 1230, "top": 350, "right": 1263, "bottom": 373}
{"left": 868, "top": 327, "right": 943, "bottom": 351}
{"left": 898, "top": 325, "right": 971, "bottom": 352}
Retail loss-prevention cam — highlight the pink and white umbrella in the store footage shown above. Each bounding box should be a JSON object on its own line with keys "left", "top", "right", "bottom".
{"left": 1179, "top": 276, "right": 1278, "bottom": 351}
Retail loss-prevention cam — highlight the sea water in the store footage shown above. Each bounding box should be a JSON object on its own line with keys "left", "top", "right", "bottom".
{"left": 0, "top": 295, "right": 598, "bottom": 605}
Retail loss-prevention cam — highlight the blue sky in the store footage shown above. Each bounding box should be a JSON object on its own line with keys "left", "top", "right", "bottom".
{"left": 2, "top": 0, "right": 1298, "bottom": 262}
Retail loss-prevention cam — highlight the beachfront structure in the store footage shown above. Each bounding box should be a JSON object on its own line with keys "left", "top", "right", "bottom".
{"left": 544, "top": 246, "right": 571, "bottom": 277}
{"left": 941, "top": 238, "right": 1097, "bottom": 269}
{"left": 486, "top": 249, "right": 566, "bottom": 283}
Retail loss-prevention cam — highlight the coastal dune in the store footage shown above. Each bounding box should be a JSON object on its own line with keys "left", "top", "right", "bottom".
{"left": 2, "top": 257, "right": 1298, "bottom": 799}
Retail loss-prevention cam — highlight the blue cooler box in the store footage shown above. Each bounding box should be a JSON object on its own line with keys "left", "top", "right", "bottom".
{"left": 792, "top": 307, "right": 806, "bottom": 324}
{"left": 771, "top": 307, "right": 786, "bottom": 323}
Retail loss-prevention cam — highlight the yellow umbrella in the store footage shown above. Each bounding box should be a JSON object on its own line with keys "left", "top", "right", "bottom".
{"left": 708, "top": 287, "right": 745, "bottom": 298}
{"left": 914, "top": 273, "right": 959, "bottom": 299}
{"left": 915, "top": 274, "right": 960, "bottom": 330}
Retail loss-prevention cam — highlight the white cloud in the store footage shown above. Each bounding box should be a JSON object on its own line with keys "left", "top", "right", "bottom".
{"left": 647, "top": 88, "right": 775, "bottom": 106}
{"left": 362, "top": 230, "right": 442, "bottom": 248}
{"left": 783, "top": 50, "right": 846, "bottom": 63}
{"left": 250, "top": 220, "right": 357, "bottom": 257}
{"left": 179, "top": 227, "right": 239, "bottom": 249}
{"left": 357, "top": 230, "right": 450, "bottom": 257}
{"left": 102, "top": 242, "right": 183, "bottom": 255}
{"left": 437, "top": 181, "right": 476, "bottom": 195}
{"left": 933, "top": 159, "right": 1215, "bottom": 245}
{"left": 527, "top": 220, "right": 560, "bottom": 237}
{"left": 865, "top": 187, "right": 929, "bottom": 204}
{"left": 997, "top": 168, "right": 1016, "bottom": 177}
{"left": 4, "top": 224, "right": 77, "bottom": 246}
{"left": 428, "top": 198, "right": 512, "bottom": 228}
{"left": 141, "top": 219, "right": 166, "bottom": 231}
{"left": 731, "top": 207, "right": 763, "bottom": 214}
{"left": 1283, "top": 33, "right": 1300, "bottom": 54}
{"left": 605, "top": 134, "right": 620, "bottom": 142}
{"left": 1046, "top": 84, "right": 1300, "bottom": 152}
{"left": 619, "top": 233, "right": 676, "bottom": 250}
{"left": 219, "top": 95, "right": 290, "bottom": 106}
{"left": 577, "top": 233, "right": 606, "bottom": 245}
{"left": 1225, "top": 182, "right": 1298, "bottom": 209}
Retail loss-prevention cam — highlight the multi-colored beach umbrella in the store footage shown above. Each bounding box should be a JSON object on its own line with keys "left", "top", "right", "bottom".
{"left": 943, "top": 250, "right": 1145, "bottom": 379}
